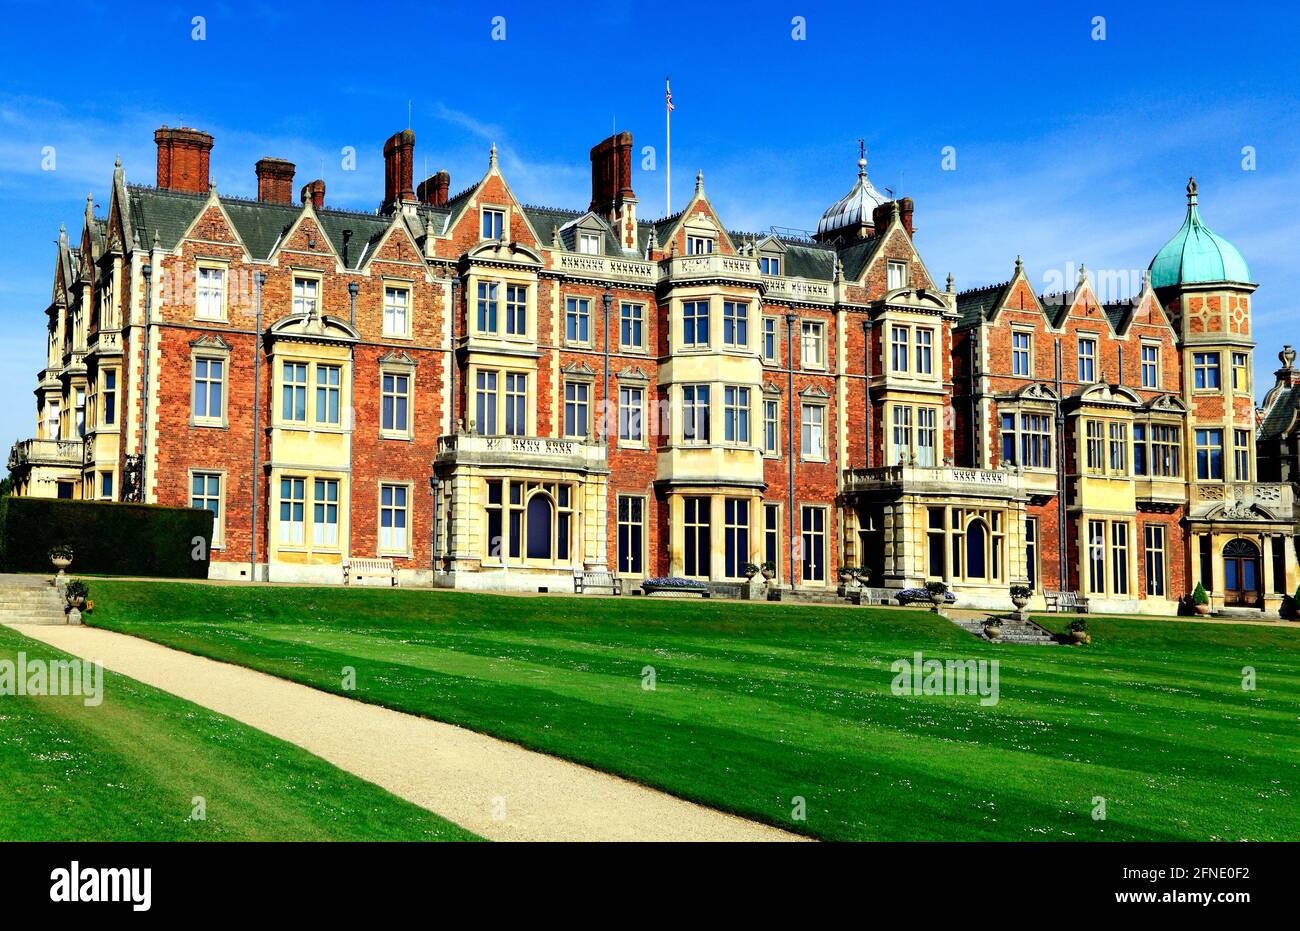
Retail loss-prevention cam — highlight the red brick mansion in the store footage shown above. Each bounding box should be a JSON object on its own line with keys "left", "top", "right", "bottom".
{"left": 9, "top": 124, "right": 1299, "bottom": 614}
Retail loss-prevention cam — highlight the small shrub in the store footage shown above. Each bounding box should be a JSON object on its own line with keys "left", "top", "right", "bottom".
{"left": 1068, "top": 618, "right": 1088, "bottom": 633}
{"left": 64, "top": 579, "right": 89, "bottom": 602}
{"left": 1009, "top": 585, "right": 1033, "bottom": 599}
{"left": 49, "top": 544, "right": 73, "bottom": 561}
{"left": 898, "top": 587, "right": 956, "bottom": 605}
{"left": 1192, "top": 582, "right": 1210, "bottom": 606}
{"left": 743, "top": 562, "right": 760, "bottom": 577}
{"left": 924, "top": 580, "right": 949, "bottom": 595}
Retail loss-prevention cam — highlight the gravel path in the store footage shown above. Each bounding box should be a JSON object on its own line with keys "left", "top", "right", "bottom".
{"left": 12, "top": 622, "right": 805, "bottom": 842}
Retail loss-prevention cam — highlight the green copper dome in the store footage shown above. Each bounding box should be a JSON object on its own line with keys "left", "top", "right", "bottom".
{"left": 1148, "top": 178, "right": 1251, "bottom": 289}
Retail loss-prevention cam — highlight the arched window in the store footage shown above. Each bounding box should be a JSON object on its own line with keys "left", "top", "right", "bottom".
{"left": 966, "top": 519, "right": 987, "bottom": 579}
{"left": 526, "top": 493, "right": 553, "bottom": 560}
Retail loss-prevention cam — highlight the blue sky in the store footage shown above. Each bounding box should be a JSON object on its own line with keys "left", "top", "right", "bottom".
{"left": 2, "top": 0, "right": 1297, "bottom": 449}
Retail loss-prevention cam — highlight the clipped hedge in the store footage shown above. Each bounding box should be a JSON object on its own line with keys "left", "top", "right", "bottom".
{"left": 0, "top": 496, "right": 213, "bottom": 578}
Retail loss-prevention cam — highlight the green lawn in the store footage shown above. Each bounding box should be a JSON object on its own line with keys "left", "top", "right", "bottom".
{"left": 85, "top": 581, "right": 1300, "bottom": 841}
{"left": 0, "top": 624, "right": 478, "bottom": 841}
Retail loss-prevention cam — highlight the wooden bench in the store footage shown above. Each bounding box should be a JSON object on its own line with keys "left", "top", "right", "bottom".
{"left": 573, "top": 571, "right": 623, "bottom": 596}
{"left": 1044, "top": 590, "right": 1088, "bottom": 613}
{"left": 344, "top": 558, "right": 398, "bottom": 587}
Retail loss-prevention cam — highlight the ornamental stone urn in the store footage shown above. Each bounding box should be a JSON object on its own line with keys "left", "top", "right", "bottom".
{"left": 985, "top": 620, "right": 1003, "bottom": 641}
{"left": 50, "top": 551, "right": 72, "bottom": 580}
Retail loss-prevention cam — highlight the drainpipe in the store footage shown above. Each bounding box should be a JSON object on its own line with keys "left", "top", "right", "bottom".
{"left": 1054, "top": 337, "right": 1068, "bottom": 591}
{"left": 786, "top": 312, "right": 797, "bottom": 587}
{"left": 448, "top": 276, "right": 459, "bottom": 432}
{"left": 602, "top": 289, "right": 613, "bottom": 570}
{"left": 970, "top": 328, "right": 980, "bottom": 466}
{"left": 251, "top": 271, "right": 266, "bottom": 581}
{"left": 139, "top": 262, "right": 152, "bottom": 502}
{"left": 862, "top": 318, "right": 873, "bottom": 469}
{"left": 347, "top": 281, "right": 359, "bottom": 573}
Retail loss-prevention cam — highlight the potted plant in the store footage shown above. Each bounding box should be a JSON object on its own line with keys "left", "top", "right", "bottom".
{"left": 925, "top": 580, "right": 949, "bottom": 614}
{"left": 743, "top": 562, "right": 760, "bottom": 581}
{"left": 1067, "top": 618, "right": 1089, "bottom": 644}
{"left": 49, "top": 544, "right": 73, "bottom": 578}
{"left": 760, "top": 560, "right": 776, "bottom": 581}
{"left": 1009, "top": 585, "right": 1032, "bottom": 610}
{"left": 64, "top": 579, "right": 89, "bottom": 610}
{"left": 1191, "top": 582, "right": 1211, "bottom": 616}
{"left": 984, "top": 617, "right": 1003, "bottom": 641}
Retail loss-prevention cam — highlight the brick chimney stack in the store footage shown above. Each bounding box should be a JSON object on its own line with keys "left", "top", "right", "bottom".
{"left": 897, "top": 197, "right": 915, "bottom": 238}
{"left": 589, "top": 131, "right": 637, "bottom": 250}
{"left": 382, "top": 129, "right": 416, "bottom": 210}
{"left": 155, "top": 126, "right": 214, "bottom": 194}
{"left": 255, "top": 157, "right": 296, "bottom": 204}
{"left": 417, "top": 170, "right": 451, "bottom": 207}
{"left": 299, "top": 179, "right": 326, "bottom": 211}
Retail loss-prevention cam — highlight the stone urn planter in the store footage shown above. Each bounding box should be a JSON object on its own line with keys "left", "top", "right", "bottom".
{"left": 984, "top": 621, "right": 1003, "bottom": 641}
{"left": 926, "top": 584, "right": 949, "bottom": 615}
{"left": 1193, "top": 603, "right": 1211, "bottom": 617}
{"left": 49, "top": 546, "right": 73, "bottom": 580}
{"left": 760, "top": 563, "right": 776, "bottom": 582}
{"left": 1009, "top": 586, "right": 1032, "bottom": 623}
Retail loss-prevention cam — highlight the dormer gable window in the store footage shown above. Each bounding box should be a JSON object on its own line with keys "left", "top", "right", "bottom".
{"left": 578, "top": 232, "right": 601, "bottom": 255}
{"left": 686, "top": 235, "right": 714, "bottom": 255}
{"left": 887, "top": 260, "right": 908, "bottom": 291}
{"left": 760, "top": 255, "right": 781, "bottom": 276}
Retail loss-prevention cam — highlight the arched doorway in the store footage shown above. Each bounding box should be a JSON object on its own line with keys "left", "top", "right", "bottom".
{"left": 525, "top": 493, "right": 554, "bottom": 561}
{"left": 1223, "top": 539, "right": 1261, "bottom": 607}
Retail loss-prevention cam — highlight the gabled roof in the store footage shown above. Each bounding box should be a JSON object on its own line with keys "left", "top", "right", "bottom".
{"left": 837, "top": 234, "right": 885, "bottom": 282}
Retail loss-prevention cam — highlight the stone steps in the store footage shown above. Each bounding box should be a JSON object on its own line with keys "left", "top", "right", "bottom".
{"left": 0, "top": 575, "right": 69, "bottom": 625}
{"left": 951, "top": 616, "right": 1058, "bottom": 645}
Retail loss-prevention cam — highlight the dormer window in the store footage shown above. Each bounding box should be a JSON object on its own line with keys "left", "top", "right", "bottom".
{"left": 686, "top": 235, "right": 714, "bottom": 255}
{"left": 578, "top": 232, "right": 601, "bottom": 255}
{"left": 481, "top": 207, "right": 505, "bottom": 240}
{"left": 760, "top": 256, "right": 781, "bottom": 276}
{"left": 887, "top": 260, "right": 908, "bottom": 290}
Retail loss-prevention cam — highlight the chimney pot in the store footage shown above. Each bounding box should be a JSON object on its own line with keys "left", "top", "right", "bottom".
{"left": 255, "top": 157, "right": 296, "bottom": 204}
{"left": 417, "top": 170, "right": 451, "bottom": 207}
{"left": 299, "top": 179, "right": 326, "bottom": 211}
{"left": 382, "top": 129, "right": 416, "bottom": 210}
{"left": 154, "top": 126, "right": 214, "bottom": 193}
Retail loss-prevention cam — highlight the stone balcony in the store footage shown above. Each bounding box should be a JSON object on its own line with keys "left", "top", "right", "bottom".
{"left": 8, "top": 438, "right": 84, "bottom": 470}
{"left": 1190, "top": 481, "right": 1295, "bottom": 521}
{"left": 87, "top": 328, "right": 123, "bottom": 357}
{"left": 435, "top": 432, "right": 608, "bottom": 475}
{"left": 842, "top": 463, "right": 1024, "bottom": 499}
{"left": 657, "top": 253, "right": 762, "bottom": 287}
{"left": 553, "top": 251, "right": 656, "bottom": 285}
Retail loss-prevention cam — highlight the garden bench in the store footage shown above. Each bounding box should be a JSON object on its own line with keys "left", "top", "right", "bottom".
{"left": 573, "top": 571, "right": 623, "bottom": 595}
{"left": 1044, "top": 590, "right": 1088, "bottom": 613}
{"left": 344, "top": 558, "right": 398, "bottom": 587}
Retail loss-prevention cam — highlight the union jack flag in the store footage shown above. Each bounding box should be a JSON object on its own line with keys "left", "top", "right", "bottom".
{"left": 666, "top": 79, "right": 674, "bottom": 112}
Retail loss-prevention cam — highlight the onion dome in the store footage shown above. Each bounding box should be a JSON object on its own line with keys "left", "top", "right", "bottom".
{"left": 816, "top": 149, "right": 888, "bottom": 239}
{"left": 1148, "top": 177, "right": 1250, "bottom": 289}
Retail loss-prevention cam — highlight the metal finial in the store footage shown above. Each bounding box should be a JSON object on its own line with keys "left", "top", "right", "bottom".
{"left": 946, "top": 272, "right": 954, "bottom": 292}
{"left": 695, "top": 169, "right": 703, "bottom": 194}
{"left": 489, "top": 143, "right": 498, "bottom": 168}
{"left": 857, "top": 139, "right": 867, "bottom": 176}
{"left": 1186, "top": 176, "right": 1198, "bottom": 204}
{"left": 1015, "top": 255, "right": 1023, "bottom": 272}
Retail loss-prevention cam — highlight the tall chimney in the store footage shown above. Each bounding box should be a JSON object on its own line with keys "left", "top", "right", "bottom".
{"left": 155, "top": 126, "right": 214, "bottom": 194}
{"left": 255, "top": 157, "right": 296, "bottom": 204}
{"left": 417, "top": 170, "right": 451, "bottom": 207}
{"left": 589, "top": 132, "right": 637, "bottom": 250}
{"left": 382, "top": 129, "right": 416, "bottom": 209}
{"left": 589, "top": 131, "right": 634, "bottom": 214}
{"left": 897, "top": 197, "right": 915, "bottom": 238}
{"left": 299, "top": 179, "right": 326, "bottom": 211}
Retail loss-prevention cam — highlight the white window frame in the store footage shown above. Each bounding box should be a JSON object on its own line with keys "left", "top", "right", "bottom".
{"left": 383, "top": 284, "right": 411, "bottom": 338}
{"left": 800, "top": 320, "right": 826, "bottom": 370}
{"left": 191, "top": 353, "right": 228, "bottom": 428}
{"left": 196, "top": 263, "right": 228, "bottom": 321}
{"left": 379, "top": 482, "right": 412, "bottom": 556}
{"left": 800, "top": 402, "right": 826, "bottom": 460}
{"left": 190, "top": 469, "right": 225, "bottom": 548}
{"left": 380, "top": 368, "right": 413, "bottom": 439}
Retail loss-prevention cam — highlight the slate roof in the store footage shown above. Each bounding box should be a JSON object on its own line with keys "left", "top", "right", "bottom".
{"left": 955, "top": 282, "right": 1009, "bottom": 328}
{"left": 1102, "top": 300, "right": 1133, "bottom": 332}
{"left": 124, "top": 185, "right": 435, "bottom": 269}
{"left": 1259, "top": 386, "right": 1298, "bottom": 442}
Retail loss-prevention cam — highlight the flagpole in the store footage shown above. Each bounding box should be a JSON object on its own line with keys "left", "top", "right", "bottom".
{"left": 665, "top": 77, "right": 671, "bottom": 216}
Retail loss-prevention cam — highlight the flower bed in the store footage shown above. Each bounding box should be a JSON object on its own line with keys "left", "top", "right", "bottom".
{"left": 642, "top": 577, "right": 711, "bottom": 597}
{"left": 896, "top": 587, "right": 956, "bottom": 605}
